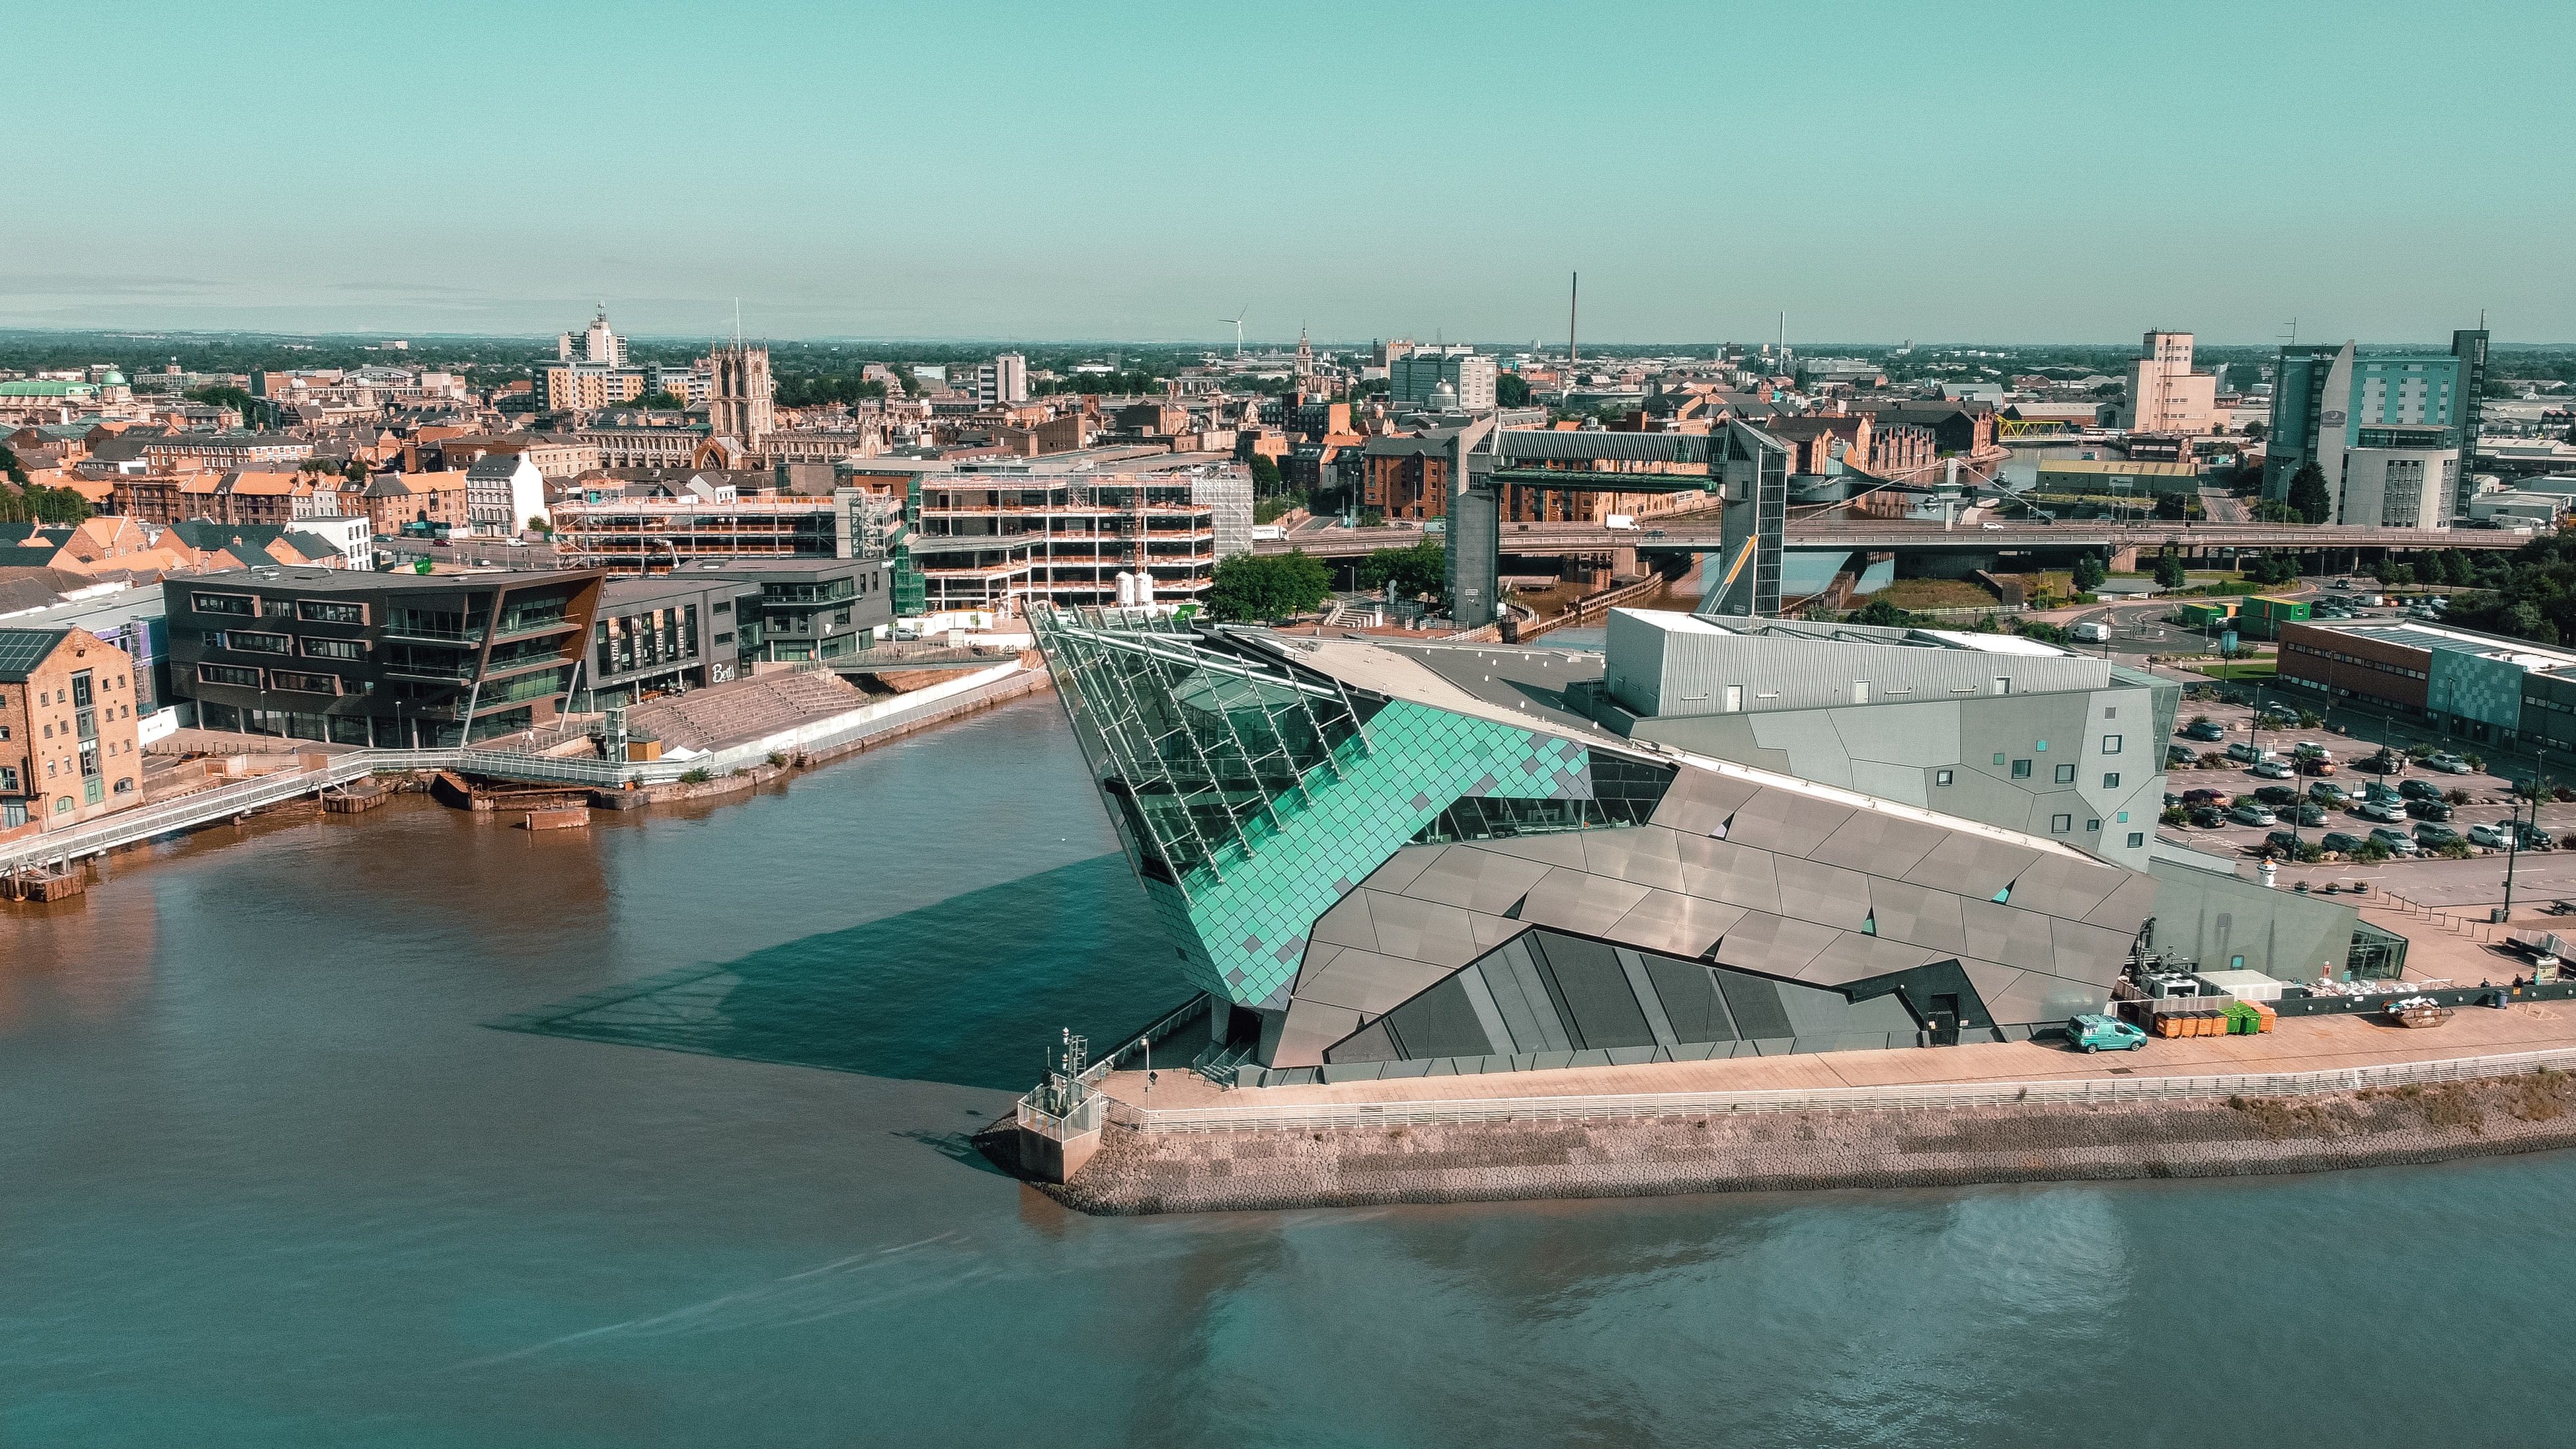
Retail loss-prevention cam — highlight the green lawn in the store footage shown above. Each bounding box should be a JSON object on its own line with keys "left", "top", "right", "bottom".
{"left": 2187, "top": 658, "right": 2279, "bottom": 682}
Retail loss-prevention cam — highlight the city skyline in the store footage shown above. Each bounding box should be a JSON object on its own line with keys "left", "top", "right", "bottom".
{"left": 6, "top": 1, "right": 2571, "bottom": 343}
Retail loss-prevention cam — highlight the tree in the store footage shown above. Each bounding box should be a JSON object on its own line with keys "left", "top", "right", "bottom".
{"left": 2242, "top": 421, "right": 2268, "bottom": 442}
{"left": 0, "top": 483, "right": 92, "bottom": 525}
{"left": 2072, "top": 551, "right": 2107, "bottom": 592}
{"left": 1361, "top": 541, "right": 1448, "bottom": 603}
{"left": 186, "top": 383, "right": 257, "bottom": 420}
{"left": 1846, "top": 598, "right": 1917, "bottom": 628}
{"left": 1204, "top": 549, "right": 1331, "bottom": 621}
{"left": 1495, "top": 373, "right": 1533, "bottom": 409}
{"left": 0, "top": 443, "right": 25, "bottom": 487}
{"left": 2251, "top": 498, "right": 2300, "bottom": 523}
{"left": 2285, "top": 459, "right": 2333, "bottom": 524}
{"left": 2154, "top": 545, "right": 2187, "bottom": 590}
{"left": 628, "top": 390, "right": 684, "bottom": 409}
{"left": 1247, "top": 453, "right": 1283, "bottom": 496}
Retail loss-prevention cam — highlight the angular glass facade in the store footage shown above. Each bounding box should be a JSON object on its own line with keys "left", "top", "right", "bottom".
{"left": 1033, "top": 608, "right": 1667, "bottom": 1009}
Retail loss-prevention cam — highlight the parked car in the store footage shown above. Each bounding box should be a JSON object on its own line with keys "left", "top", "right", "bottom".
{"left": 2405, "top": 798, "right": 2454, "bottom": 822}
{"left": 2355, "top": 799, "right": 2405, "bottom": 824}
{"left": 2414, "top": 822, "right": 2462, "bottom": 848}
{"left": 2292, "top": 802, "right": 2328, "bottom": 827}
{"left": 2068, "top": 1013, "right": 2148, "bottom": 1053}
{"left": 2369, "top": 828, "right": 2423, "bottom": 855}
{"left": 2298, "top": 756, "right": 2339, "bottom": 776}
{"left": 2362, "top": 779, "right": 2403, "bottom": 803}
{"left": 2356, "top": 751, "right": 2406, "bottom": 774}
{"left": 2308, "top": 782, "right": 2352, "bottom": 806}
{"left": 2230, "top": 803, "right": 2278, "bottom": 827}
{"left": 2399, "top": 777, "right": 2445, "bottom": 801}
{"left": 2423, "top": 753, "right": 2473, "bottom": 775}
{"left": 2468, "top": 823, "right": 2511, "bottom": 849}
{"left": 2227, "top": 742, "right": 2277, "bottom": 765}
{"left": 2257, "top": 705, "right": 2301, "bottom": 725}
{"left": 2183, "top": 788, "right": 2232, "bottom": 806}
{"left": 2516, "top": 822, "right": 2557, "bottom": 851}
{"left": 2190, "top": 806, "right": 2228, "bottom": 829}
{"left": 2267, "top": 830, "right": 2308, "bottom": 855}
{"left": 2331, "top": 578, "right": 2355, "bottom": 590}
{"left": 2321, "top": 832, "right": 2368, "bottom": 854}
{"left": 2253, "top": 785, "right": 2301, "bottom": 808}
{"left": 2250, "top": 758, "right": 2294, "bottom": 779}
{"left": 2181, "top": 720, "right": 2226, "bottom": 742}
{"left": 2167, "top": 744, "right": 2199, "bottom": 766}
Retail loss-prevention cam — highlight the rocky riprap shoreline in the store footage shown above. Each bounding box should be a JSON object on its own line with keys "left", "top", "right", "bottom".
{"left": 986, "top": 1068, "right": 2576, "bottom": 1215}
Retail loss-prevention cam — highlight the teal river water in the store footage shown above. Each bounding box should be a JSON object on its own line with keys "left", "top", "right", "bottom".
{"left": 5, "top": 695, "right": 2572, "bottom": 1447}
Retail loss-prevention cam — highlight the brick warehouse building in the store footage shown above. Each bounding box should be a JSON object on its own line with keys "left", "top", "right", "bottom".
{"left": 0, "top": 626, "right": 145, "bottom": 840}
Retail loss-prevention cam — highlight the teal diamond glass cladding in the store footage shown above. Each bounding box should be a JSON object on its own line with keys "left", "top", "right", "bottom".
{"left": 1033, "top": 608, "right": 1606, "bottom": 1008}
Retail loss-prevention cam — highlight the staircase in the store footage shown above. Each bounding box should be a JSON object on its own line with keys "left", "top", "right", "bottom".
{"left": 1192, "top": 1038, "right": 1257, "bottom": 1087}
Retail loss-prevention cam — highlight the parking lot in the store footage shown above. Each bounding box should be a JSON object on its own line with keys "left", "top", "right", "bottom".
{"left": 2152, "top": 676, "right": 2576, "bottom": 910}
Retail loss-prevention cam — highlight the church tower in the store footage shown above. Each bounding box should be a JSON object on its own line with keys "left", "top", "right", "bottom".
{"left": 708, "top": 342, "right": 773, "bottom": 450}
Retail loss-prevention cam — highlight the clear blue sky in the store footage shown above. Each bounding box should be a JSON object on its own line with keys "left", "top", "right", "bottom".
{"left": 7, "top": 1, "right": 2570, "bottom": 344}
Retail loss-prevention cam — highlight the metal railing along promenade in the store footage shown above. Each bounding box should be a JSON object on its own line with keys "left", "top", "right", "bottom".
{"left": 1101, "top": 1044, "right": 2576, "bottom": 1134}
{"left": 0, "top": 669, "right": 1046, "bottom": 871}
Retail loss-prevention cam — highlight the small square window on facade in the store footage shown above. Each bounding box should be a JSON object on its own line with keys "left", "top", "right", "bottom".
{"left": 2103, "top": 734, "right": 2123, "bottom": 755}
{"left": 2054, "top": 764, "right": 2076, "bottom": 784}
{"left": 2035, "top": 740, "right": 2049, "bottom": 751}
{"left": 2051, "top": 814, "right": 2073, "bottom": 833}
{"left": 1935, "top": 769, "right": 1954, "bottom": 787}
{"left": 2012, "top": 759, "right": 2033, "bottom": 779}
{"left": 2127, "top": 832, "right": 2146, "bottom": 848}
{"left": 1993, "top": 752, "right": 2006, "bottom": 765}
{"left": 2116, "top": 811, "right": 2129, "bottom": 823}
{"left": 2086, "top": 818, "right": 2101, "bottom": 832}
{"left": 2105, "top": 706, "right": 2117, "bottom": 719}
{"left": 2104, "top": 773, "right": 2121, "bottom": 789}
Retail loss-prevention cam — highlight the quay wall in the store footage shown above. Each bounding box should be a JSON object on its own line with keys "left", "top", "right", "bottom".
{"left": 1015, "top": 1068, "right": 2576, "bottom": 1216}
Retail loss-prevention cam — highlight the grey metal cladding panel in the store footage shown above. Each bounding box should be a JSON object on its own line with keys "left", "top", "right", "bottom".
{"left": 1268, "top": 1001, "right": 1361, "bottom": 1068}
{"left": 1715, "top": 970, "right": 1795, "bottom": 1040}
{"left": 1710, "top": 911, "right": 1844, "bottom": 979}
{"left": 1648, "top": 765, "right": 1764, "bottom": 834}
{"left": 1604, "top": 889, "right": 1749, "bottom": 960}
{"left": 1516, "top": 867, "right": 1653, "bottom": 936}
{"left": 1292, "top": 947, "right": 1455, "bottom": 1016}
{"left": 2082, "top": 873, "right": 2160, "bottom": 932}
{"left": 1578, "top": 828, "right": 1688, "bottom": 891}
{"left": 1399, "top": 846, "right": 1555, "bottom": 916}
{"left": 1530, "top": 933, "right": 1657, "bottom": 1050}
{"left": 1459, "top": 832, "right": 1590, "bottom": 869}
{"left": 1806, "top": 810, "right": 1950, "bottom": 882}
{"left": 1469, "top": 911, "right": 1529, "bottom": 950}
{"left": 1292, "top": 943, "right": 1345, "bottom": 996}
{"left": 1900, "top": 833, "right": 2044, "bottom": 899}
{"left": 1358, "top": 891, "right": 1487, "bottom": 968}
{"left": 1984, "top": 972, "right": 2110, "bottom": 1029}
{"left": 1675, "top": 836, "right": 1783, "bottom": 913}
{"left": 2048, "top": 915, "right": 2135, "bottom": 988}
{"left": 1960, "top": 961, "right": 2025, "bottom": 1013}
{"left": 1828, "top": 699, "right": 1965, "bottom": 769}
{"left": 1769, "top": 856, "right": 1875, "bottom": 931}
{"left": 1381, "top": 976, "right": 1496, "bottom": 1061}
{"left": 1793, "top": 931, "right": 1941, "bottom": 988}
{"left": 1307, "top": 892, "right": 1381, "bottom": 953}
{"left": 1721, "top": 787, "right": 1857, "bottom": 858}
{"left": 1641, "top": 955, "right": 1733, "bottom": 1042}
{"left": 1864, "top": 878, "right": 1967, "bottom": 956}
{"left": 2000, "top": 853, "right": 2128, "bottom": 922}
{"left": 1360, "top": 842, "right": 1448, "bottom": 897}
{"left": 1958, "top": 898, "right": 2061, "bottom": 973}
{"left": 1323, "top": 1018, "right": 1401, "bottom": 1064}
{"left": 1482, "top": 943, "right": 1573, "bottom": 1053}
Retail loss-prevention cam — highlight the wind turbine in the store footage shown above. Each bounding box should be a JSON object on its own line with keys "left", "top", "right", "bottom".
{"left": 1219, "top": 308, "right": 1247, "bottom": 357}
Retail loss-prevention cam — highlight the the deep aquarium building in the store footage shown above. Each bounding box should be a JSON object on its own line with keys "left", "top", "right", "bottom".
{"left": 1033, "top": 606, "right": 2169, "bottom": 1087}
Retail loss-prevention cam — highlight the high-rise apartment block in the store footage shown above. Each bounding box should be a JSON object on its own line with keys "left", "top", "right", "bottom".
{"left": 1390, "top": 349, "right": 1497, "bottom": 412}
{"left": 541, "top": 309, "right": 645, "bottom": 412}
{"left": 2266, "top": 334, "right": 2485, "bottom": 528}
{"left": 976, "top": 354, "right": 1029, "bottom": 406}
{"left": 2117, "top": 331, "right": 2218, "bottom": 435}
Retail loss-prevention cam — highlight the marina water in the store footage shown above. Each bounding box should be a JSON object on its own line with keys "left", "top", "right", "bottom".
{"left": 5, "top": 695, "right": 2568, "bottom": 1447}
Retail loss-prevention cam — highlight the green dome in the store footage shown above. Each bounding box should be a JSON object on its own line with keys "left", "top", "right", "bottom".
{"left": 100, "top": 370, "right": 126, "bottom": 385}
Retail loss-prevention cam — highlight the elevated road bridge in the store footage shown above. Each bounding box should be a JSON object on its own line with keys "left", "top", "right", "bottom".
{"left": 1255, "top": 520, "right": 2525, "bottom": 561}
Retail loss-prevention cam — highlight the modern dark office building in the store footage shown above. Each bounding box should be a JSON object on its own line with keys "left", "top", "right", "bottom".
{"left": 581, "top": 559, "right": 897, "bottom": 708}
{"left": 165, "top": 567, "right": 606, "bottom": 746}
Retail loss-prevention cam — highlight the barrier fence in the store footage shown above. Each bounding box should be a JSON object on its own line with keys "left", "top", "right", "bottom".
{"left": 1101, "top": 1044, "right": 2576, "bottom": 1135}
{"left": 1, "top": 668, "right": 1042, "bottom": 873}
